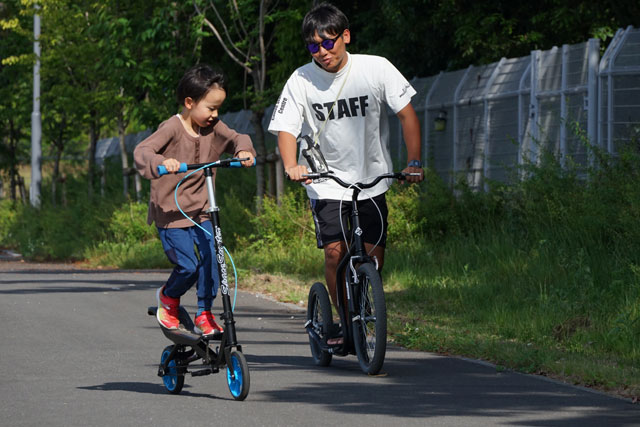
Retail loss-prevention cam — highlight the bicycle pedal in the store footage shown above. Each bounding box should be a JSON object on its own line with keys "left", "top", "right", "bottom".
{"left": 191, "top": 368, "right": 212, "bottom": 377}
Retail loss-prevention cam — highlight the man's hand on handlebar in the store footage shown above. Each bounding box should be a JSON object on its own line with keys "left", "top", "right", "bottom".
{"left": 401, "top": 165, "right": 424, "bottom": 183}
{"left": 285, "top": 164, "right": 313, "bottom": 185}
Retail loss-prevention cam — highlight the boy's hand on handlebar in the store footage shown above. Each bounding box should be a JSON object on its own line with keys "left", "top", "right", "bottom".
{"left": 401, "top": 165, "right": 424, "bottom": 183}
{"left": 161, "top": 158, "right": 181, "bottom": 173}
{"left": 285, "top": 164, "right": 312, "bottom": 185}
{"left": 236, "top": 151, "right": 255, "bottom": 168}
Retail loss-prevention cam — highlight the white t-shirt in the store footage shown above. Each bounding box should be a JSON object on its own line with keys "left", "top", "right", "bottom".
{"left": 268, "top": 53, "right": 416, "bottom": 200}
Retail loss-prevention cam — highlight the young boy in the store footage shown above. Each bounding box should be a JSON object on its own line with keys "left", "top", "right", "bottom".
{"left": 134, "top": 64, "right": 255, "bottom": 335}
{"left": 268, "top": 2, "right": 423, "bottom": 342}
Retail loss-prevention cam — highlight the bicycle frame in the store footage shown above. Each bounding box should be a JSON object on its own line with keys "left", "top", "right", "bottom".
{"left": 333, "top": 184, "right": 376, "bottom": 355}
{"left": 202, "top": 165, "right": 239, "bottom": 349}
{"left": 150, "top": 158, "right": 252, "bottom": 399}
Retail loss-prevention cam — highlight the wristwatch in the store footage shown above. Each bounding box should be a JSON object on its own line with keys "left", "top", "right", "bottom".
{"left": 408, "top": 159, "right": 423, "bottom": 168}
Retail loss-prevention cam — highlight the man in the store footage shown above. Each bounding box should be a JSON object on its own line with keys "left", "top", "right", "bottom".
{"left": 268, "top": 2, "right": 423, "bottom": 340}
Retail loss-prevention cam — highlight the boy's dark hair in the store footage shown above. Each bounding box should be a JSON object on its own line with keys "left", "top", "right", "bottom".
{"left": 301, "top": 2, "right": 349, "bottom": 45}
{"left": 176, "top": 64, "right": 226, "bottom": 104}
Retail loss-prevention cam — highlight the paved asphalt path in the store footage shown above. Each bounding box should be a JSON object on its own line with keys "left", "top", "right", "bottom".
{"left": 1, "top": 260, "right": 638, "bottom": 426}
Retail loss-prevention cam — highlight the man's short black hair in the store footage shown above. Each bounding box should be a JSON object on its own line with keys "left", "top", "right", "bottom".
{"left": 301, "top": 2, "right": 349, "bottom": 45}
{"left": 176, "top": 64, "right": 227, "bottom": 104}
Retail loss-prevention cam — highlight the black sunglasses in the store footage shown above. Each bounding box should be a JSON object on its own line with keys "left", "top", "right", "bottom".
{"left": 306, "top": 34, "right": 342, "bottom": 54}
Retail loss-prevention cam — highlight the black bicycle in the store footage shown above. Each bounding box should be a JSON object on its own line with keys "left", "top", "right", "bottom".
{"left": 147, "top": 157, "right": 252, "bottom": 399}
{"left": 303, "top": 169, "right": 420, "bottom": 375}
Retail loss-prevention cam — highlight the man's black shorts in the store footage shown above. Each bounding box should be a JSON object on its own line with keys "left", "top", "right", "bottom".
{"left": 309, "top": 194, "right": 388, "bottom": 249}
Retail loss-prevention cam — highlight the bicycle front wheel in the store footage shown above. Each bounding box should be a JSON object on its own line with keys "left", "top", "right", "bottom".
{"left": 352, "top": 263, "right": 387, "bottom": 375}
{"left": 226, "top": 350, "right": 250, "bottom": 401}
{"left": 307, "top": 282, "right": 333, "bottom": 367}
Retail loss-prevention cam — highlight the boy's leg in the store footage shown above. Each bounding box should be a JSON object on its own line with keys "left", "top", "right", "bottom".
{"left": 192, "top": 221, "right": 219, "bottom": 314}
{"left": 157, "top": 226, "right": 199, "bottom": 298}
{"left": 192, "top": 221, "right": 224, "bottom": 335}
{"left": 156, "top": 226, "right": 199, "bottom": 329}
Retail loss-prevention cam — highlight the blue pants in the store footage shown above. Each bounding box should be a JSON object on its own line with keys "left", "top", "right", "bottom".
{"left": 157, "top": 221, "right": 219, "bottom": 313}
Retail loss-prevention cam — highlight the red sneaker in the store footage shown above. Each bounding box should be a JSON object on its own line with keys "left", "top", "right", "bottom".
{"left": 194, "top": 311, "right": 224, "bottom": 336}
{"left": 156, "top": 286, "right": 180, "bottom": 329}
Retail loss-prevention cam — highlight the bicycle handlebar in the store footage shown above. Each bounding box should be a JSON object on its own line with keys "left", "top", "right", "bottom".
{"left": 157, "top": 157, "right": 255, "bottom": 176}
{"left": 302, "top": 171, "right": 421, "bottom": 189}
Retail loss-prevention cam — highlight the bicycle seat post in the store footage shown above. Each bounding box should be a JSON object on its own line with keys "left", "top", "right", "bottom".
{"left": 203, "top": 167, "right": 218, "bottom": 213}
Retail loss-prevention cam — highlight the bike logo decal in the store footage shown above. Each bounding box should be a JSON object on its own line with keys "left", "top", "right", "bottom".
{"left": 215, "top": 226, "right": 229, "bottom": 295}
{"left": 355, "top": 227, "right": 363, "bottom": 236}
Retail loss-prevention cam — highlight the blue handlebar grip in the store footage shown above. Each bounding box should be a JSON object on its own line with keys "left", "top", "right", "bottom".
{"left": 229, "top": 158, "right": 256, "bottom": 168}
{"left": 157, "top": 163, "right": 188, "bottom": 176}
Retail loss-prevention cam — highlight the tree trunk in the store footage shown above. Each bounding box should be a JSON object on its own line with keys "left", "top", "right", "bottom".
{"left": 9, "top": 168, "right": 17, "bottom": 202}
{"left": 250, "top": 109, "right": 266, "bottom": 211}
{"left": 117, "top": 113, "right": 129, "bottom": 199}
{"left": 275, "top": 145, "right": 284, "bottom": 205}
{"left": 87, "top": 115, "right": 98, "bottom": 199}
{"left": 134, "top": 170, "right": 142, "bottom": 202}
{"left": 267, "top": 160, "right": 275, "bottom": 197}
{"left": 18, "top": 176, "right": 26, "bottom": 202}
{"left": 52, "top": 147, "right": 62, "bottom": 207}
{"left": 6, "top": 121, "right": 19, "bottom": 202}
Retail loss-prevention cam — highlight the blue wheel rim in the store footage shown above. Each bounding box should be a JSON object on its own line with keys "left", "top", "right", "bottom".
{"left": 226, "top": 355, "right": 243, "bottom": 397}
{"left": 161, "top": 349, "right": 179, "bottom": 392}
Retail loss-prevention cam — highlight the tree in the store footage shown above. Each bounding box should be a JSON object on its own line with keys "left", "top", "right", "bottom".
{"left": 0, "top": 0, "right": 33, "bottom": 202}
{"left": 93, "top": 0, "right": 203, "bottom": 200}
{"left": 352, "top": 0, "right": 640, "bottom": 78}
{"left": 35, "top": 0, "right": 99, "bottom": 205}
{"left": 193, "top": 0, "right": 308, "bottom": 208}
{"left": 30, "top": 0, "right": 115, "bottom": 200}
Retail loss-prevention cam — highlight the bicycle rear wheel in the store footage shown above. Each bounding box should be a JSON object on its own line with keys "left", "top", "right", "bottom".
{"left": 160, "top": 345, "right": 185, "bottom": 394}
{"left": 306, "top": 282, "right": 333, "bottom": 367}
{"left": 352, "top": 263, "right": 387, "bottom": 375}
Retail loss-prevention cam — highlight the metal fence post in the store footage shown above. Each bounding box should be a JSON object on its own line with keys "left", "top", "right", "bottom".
{"left": 530, "top": 50, "right": 541, "bottom": 163}
{"left": 586, "top": 38, "right": 599, "bottom": 166}
{"left": 483, "top": 58, "right": 505, "bottom": 191}
{"left": 560, "top": 45, "right": 568, "bottom": 167}
{"left": 453, "top": 66, "right": 473, "bottom": 184}
{"left": 424, "top": 72, "right": 443, "bottom": 169}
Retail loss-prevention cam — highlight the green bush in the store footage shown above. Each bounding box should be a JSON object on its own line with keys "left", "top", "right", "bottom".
{"left": 108, "top": 202, "right": 156, "bottom": 243}
{"left": 0, "top": 199, "right": 18, "bottom": 247}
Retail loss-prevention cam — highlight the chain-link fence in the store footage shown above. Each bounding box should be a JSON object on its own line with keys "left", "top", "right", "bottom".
{"left": 392, "top": 26, "right": 639, "bottom": 189}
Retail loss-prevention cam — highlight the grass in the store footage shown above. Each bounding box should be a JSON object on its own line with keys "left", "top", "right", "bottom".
{"left": 383, "top": 236, "right": 640, "bottom": 399}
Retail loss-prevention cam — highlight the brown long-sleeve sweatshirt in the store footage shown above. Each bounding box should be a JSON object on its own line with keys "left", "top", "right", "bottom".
{"left": 134, "top": 115, "right": 256, "bottom": 228}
